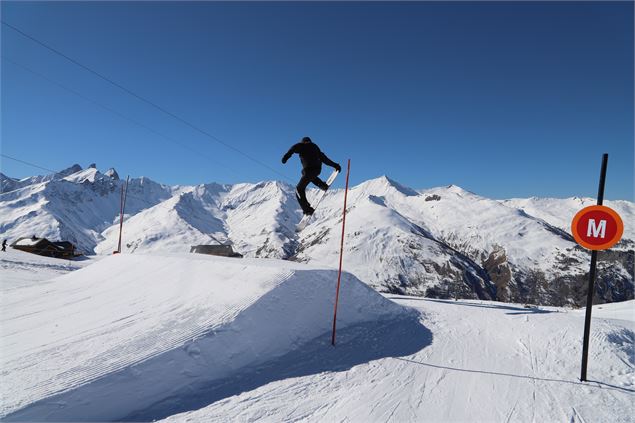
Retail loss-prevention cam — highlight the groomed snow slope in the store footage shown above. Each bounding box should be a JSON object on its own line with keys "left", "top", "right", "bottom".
{"left": 2, "top": 253, "right": 633, "bottom": 422}
{"left": 0, "top": 248, "right": 96, "bottom": 290}
{"left": 1, "top": 253, "right": 413, "bottom": 421}
{"left": 160, "top": 298, "right": 634, "bottom": 423}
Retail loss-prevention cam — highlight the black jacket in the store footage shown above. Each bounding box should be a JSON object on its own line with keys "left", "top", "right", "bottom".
{"left": 282, "top": 142, "right": 338, "bottom": 170}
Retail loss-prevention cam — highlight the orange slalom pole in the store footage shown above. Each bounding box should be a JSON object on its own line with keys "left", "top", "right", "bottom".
{"left": 331, "top": 159, "right": 350, "bottom": 346}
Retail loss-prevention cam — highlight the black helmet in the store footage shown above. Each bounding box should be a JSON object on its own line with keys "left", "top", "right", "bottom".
{"left": 301, "top": 136, "right": 312, "bottom": 143}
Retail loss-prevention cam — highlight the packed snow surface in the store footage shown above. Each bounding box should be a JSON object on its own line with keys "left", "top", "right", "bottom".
{"left": 159, "top": 298, "right": 634, "bottom": 423}
{"left": 0, "top": 248, "right": 95, "bottom": 290}
{"left": 1, "top": 252, "right": 633, "bottom": 422}
{"left": 1, "top": 253, "right": 407, "bottom": 421}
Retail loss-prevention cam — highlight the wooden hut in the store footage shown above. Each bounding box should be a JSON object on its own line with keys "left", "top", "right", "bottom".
{"left": 11, "top": 236, "right": 77, "bottom": 259}
{"left": 190, "top": 244, "right": 242, "bottom": 258}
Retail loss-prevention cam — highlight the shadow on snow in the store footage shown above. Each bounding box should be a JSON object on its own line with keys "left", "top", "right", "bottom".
{"left": 389, "top": 296, "right": 558, "bottom": 315}
{"left": 5, "top": 314, "right": 431, "bottom": 422}
{"left": 125, "top": 316, "right": 432, "bottom": 421}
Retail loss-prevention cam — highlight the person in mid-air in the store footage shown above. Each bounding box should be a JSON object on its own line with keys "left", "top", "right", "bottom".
{"left": 282, "top": 136, "right": 341, "bottom": 215}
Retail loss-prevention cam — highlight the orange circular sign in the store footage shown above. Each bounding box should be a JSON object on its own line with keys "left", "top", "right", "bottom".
{"left": 571, "top": 205, "right": 624, "bottom": 250}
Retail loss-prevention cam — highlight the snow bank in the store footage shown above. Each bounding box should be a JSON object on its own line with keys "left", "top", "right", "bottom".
{"left": 1, "top": 253, "right": 415, "bottom": 421}
{"left": 577, "top": 299, "right": 635, "bottom": 323}
{"left": 158, "top": 298, "right": 634, "bottom": 423}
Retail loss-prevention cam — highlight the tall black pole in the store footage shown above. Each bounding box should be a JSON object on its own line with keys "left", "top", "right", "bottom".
{"left": 580, "top": 153, "right": 608, "bottom": 382}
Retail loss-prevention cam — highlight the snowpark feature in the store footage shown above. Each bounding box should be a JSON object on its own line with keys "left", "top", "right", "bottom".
{"left": 1, "top": 252, "right": 421, "bottom": 421}
{"left": 1, "top": 249, "right": 633, "bottom": 422}
{"left": 159, "top": 298, "right": 634, "bottom": 423}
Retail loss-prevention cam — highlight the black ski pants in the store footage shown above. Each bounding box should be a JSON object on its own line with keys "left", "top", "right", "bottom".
{"left": 296, "top": 167, "right": 328, "bottom": 213}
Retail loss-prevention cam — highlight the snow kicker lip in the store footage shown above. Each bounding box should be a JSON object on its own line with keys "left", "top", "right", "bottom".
{"left": 5, "top": 316, "right": 429, "bottom": 422}
{"left": 125, "top": 316, "right": 431, "bottom": 422}
{"left": 3, "top": 255, "right": 430, "bottom": 422}
{"left": 5, "top": 304, "right": 429, "bottom": 423}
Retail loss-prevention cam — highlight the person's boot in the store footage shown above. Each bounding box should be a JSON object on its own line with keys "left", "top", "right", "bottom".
{"left": 304, "top": 206, "right": 315, "bottom": 216}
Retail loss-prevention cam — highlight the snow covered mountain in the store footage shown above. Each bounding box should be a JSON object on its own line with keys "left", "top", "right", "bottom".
{"left": 0, "top": 165, "right": 174, "bottom": 254}
{"left": 1, "top": 165, "right": 632, "bottom": 306}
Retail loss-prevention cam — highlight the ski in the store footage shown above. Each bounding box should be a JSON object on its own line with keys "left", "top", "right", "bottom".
{"left": 296, "top": 170, "right": 339, "bottom": 232}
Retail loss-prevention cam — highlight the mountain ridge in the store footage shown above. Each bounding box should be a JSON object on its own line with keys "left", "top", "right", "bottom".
{"left": 1, "top": 164, "right": 632, "bottom": 306}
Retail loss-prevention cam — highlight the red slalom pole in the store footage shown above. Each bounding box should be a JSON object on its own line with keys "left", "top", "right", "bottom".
{"left": 331, "top": 159, "right": 350, "bottom": 346}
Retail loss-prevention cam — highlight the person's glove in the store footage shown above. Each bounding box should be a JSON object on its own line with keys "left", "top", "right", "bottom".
{"left": 281, "top": 157, "right": 287, "bottom": 164}
{"left": 334, "top": 163, "right": 342, "bottom": 172}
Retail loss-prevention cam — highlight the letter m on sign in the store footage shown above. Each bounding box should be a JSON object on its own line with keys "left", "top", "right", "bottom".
{"left": 587, "top": 219, "right": 607, "bottom": 239}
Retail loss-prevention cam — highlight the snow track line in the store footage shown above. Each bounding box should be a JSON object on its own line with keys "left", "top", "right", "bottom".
{"left": 572, "top": 406, "right": 588, "bottom": 423}
{"left": 2, "top": 22, "right": 294, "bottom": 183}
{"left": 0, "top": 259, "right": 80, "bottom": 273}
{"left": 504, "top": 399, "right": 519, "bottom": 423}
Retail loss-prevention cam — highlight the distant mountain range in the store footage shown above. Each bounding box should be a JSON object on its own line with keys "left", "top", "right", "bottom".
{"left": 1, "top": 164, "right": 632, "bottom": 306}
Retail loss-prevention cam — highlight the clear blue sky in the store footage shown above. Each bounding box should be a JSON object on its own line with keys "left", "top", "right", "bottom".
{"left": 1, "top": 1, "right": 633, "bottom": 199}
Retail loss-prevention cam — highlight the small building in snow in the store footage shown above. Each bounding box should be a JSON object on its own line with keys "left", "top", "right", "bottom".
{"left": 190, "top": 244, "right": 243, "bottom": 258}
{"left": 11, "top": 236, "right": 78, "bottom": 259}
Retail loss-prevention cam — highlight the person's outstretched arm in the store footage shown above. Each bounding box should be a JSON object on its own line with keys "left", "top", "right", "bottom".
{"left": 320, "top": 152, "right": 341, "bottom": 172}
{"left": 282, "top": 143, "right": 300, "bottom": 164}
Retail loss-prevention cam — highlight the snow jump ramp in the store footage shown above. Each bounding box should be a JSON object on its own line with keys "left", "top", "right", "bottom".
{"left": 2, "top": 254, "right": 430, "bottom": 421}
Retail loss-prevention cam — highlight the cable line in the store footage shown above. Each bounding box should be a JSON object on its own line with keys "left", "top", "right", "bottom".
{"left": 3, "top": 56, "right": 240, "bottom": 179}
{"left": 1, "top": 154, "right": 57, "bottom": 174}
{"left": 2, "top": 20, "right": 293, "bottom": 183}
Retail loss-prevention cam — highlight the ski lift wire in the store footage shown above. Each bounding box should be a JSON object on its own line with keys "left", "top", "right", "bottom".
{"left": 2, "top": 21, "right": 294, "bottom": 183}
{"left": 1, "top": 154, "right": 57, "bottom": 174}
{"left": 3, "top": 56, "right": 241, "bottom": 180}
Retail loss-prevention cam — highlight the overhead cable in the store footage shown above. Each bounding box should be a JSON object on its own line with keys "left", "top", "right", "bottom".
{"left": 3, "top": 56, "right": 239, "bottom": 179}
{"left": 2, "top": 20, "right": 293, "bottom": 183}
